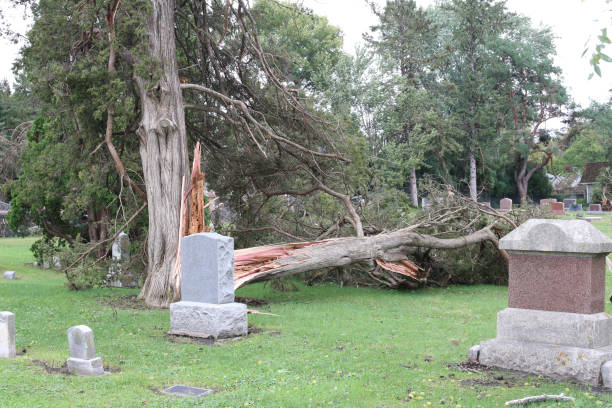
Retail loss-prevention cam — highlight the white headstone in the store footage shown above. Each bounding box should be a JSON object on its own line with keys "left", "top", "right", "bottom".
{"left": 66, "top": 325, "right": 104, "bottom": 376}
{"left": 0, "top": 312, "right": 16, "bottom": 358}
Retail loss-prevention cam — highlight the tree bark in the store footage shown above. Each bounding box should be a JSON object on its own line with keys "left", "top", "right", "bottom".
{"left": 409, "top": 167, "right": 418, "bottom": 207}
{"left": 136, "top": 0, "right": 189, "bottom": 308}
{"left": 515, "top": 153, "right": 552, "bottom": 204}
{"left": 469, "top": 148, "right": 477, "bottom": 201}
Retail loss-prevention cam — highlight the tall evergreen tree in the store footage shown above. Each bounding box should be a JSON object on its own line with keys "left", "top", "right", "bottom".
{"left": 365, "top": 0, "right": 442, "bottom": 207}
{"left": 441, "top": 0, "right": 508, "bottom": 200}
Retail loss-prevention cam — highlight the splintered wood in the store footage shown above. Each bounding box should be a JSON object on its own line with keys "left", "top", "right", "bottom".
{"left": 185, "top": 142, "right": 210, "bottom": 235}
{"left": 232, "top": 240, "right": 425, "bottom": 289}
{"left": 233, "top": 241, "right": 327, "bottom": 289}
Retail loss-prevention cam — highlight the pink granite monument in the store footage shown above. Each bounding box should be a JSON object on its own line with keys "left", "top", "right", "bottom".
{"left": 551, "top": 202, "right": 565, "bottom": 216}
{"left": 469, "top": 219, "right": 612, "bottom": 387}
{"left": 499, "top": 198, "right": 512, "bottom": 213}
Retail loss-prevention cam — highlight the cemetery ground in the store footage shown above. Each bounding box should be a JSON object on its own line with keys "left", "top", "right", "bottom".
{"left": 1, "top": 216, "right": 612, "bottom": 407}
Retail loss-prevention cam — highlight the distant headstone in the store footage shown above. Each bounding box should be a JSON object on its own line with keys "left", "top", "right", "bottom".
{"left": 170, "top": 233, "right": 247, "bottom": 339}
{"left": 588, "top": 204, "right": 604, "bottom": 215}
{"left": 499, "top": 198, "right": 513, "bottom": 213}
{"left": 421, "top": 197, "right": 430, "bottom": 209}
{"left": 551, "top": 202, "right": 565, "bottom": 216}
{"left": 563, "top": 199, "right": 576, "bottom": 209}
{"left": 540, "top": 198, "right": 553, "bottom": 207}
{"left": 470, "top": 219, "right": 612, "bottom": 387}
{"left": 3, "top": 271, "right": 16, "bottom": 280}
{"left": 66, "top": 325, "right": 104, "bottom": 376}
{"left": 0, "top": 311, "right": 16, "bottom": 358}
{"left": 52, "top": 256, "right": 62, "bottom": 269}
{"left": 107, "top": 232, "right": 137, "bottom": 288}
{"left": 162, "top": 385, "right": 212, "bottom": 397}
{"left": 576, "top": 203, "right": 583, "bottom": 212}
{"left": 479, "top": 202, "right": 491, "bottom": 208}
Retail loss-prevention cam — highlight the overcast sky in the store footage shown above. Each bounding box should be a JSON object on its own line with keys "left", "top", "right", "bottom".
{"left": 0, "top": 0, "right": 610, "bottom": 108}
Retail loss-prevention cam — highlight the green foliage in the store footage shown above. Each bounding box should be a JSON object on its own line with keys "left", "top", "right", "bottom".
{"left": 253, "top": 0, "right": 343, "bottom": 90}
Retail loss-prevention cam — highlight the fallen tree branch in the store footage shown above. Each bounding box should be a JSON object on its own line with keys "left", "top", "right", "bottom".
{"left": 504, "top": 393, "right": 574, "bottom": 406}
{"left": 234, "top": 224, "right": 500, "bottom": 289}
{"left": 63, "top": 202, "right": 147, "bottom": 273}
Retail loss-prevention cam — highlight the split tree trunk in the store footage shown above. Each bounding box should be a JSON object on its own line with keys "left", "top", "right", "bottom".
{"left": 235, "top": 225, "right": 505, "bottom": 288}
{"left": 136, "top": 0, "right": 189, "bottom": 308}
{"left": 409, "top": 167, "right": 418, "bottom": 207}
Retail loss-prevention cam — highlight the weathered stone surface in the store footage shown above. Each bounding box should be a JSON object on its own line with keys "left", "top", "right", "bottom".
{"left": 0, "top": 311, "right": 16, "bottom": 358}
{"left": 499, "top": 219, "right": 612, "bottom": 254}
{"left": 67, "top": 325, "right": 97, "bottom": 360}
{"left": 497, "top": 308, "right": 612, "bottom": 349}
{"left": 3, "top": 271, "right": 16, "bottom": 279}
{"left": 66, "top": 357, "right": 104, "bottom": 376}
{"left": 507, "top": 253, "right": 606, "bottom": 313}
{"left": 162, "top": 385, "right": 212, "bottom": 397}
{"left": 468, "top": 344, "right": 480, "bottom": 362}
{"left": 169, "top": 301, "right": 247, "bottom": 339}
{"left": 478, "top": 338, "right": 612, "bottom": 386}
{"left": 181, "top": 233, "right": 234, "bottom": 304}
{"left": 499, "top": 198, "right": 512, "bottom": 212}
{"left": 52, "top": 256, "right": 62, "bottom": 269}
{"left": 602, "top": 361, "right": 612, "bottom": 389}
{"left": 551, "top": 202, "right": 565, "bottom": 216}
{"left": 112, "top": 232, "right": 130, "bottom": 262}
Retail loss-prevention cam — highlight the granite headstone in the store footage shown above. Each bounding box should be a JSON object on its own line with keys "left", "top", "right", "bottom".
{"left": 470, "top": 219, "right": 612, "bottom": 387}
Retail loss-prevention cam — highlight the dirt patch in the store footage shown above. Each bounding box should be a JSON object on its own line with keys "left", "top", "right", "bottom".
{"left": 32, "top": 359, "right": 121, "bottom": 375}
{"left": 100, "top": 294, "right": 151, "bottom": 310}
{"left": 32, "top": 359, "right": 72, "bottom": 375}
{"left": 165, "top": 333, "right": 216, "bottom": 346}
{"left": 164, "top": 324, "right": 265, "bottom": 346}
{"left": 450, "top": 360, "right": 492, "bottom": 372}
{"left": 460, "top": 375, "right": 521, "bottom": 388}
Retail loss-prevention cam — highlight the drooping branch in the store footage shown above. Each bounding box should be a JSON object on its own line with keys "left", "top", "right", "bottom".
{"left": 180, "top": 83, "right": 349, "bottom": 162}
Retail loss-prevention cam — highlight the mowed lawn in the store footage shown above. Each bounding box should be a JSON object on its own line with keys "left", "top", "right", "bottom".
{"left": 1, "top": 215, "right": 612, "bottom": 407}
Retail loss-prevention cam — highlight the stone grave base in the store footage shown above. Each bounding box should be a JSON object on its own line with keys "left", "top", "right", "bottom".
{"left": 108, "top": 276, "right": 138, "bottom": 289}
{"left": 587, "top": 211, "right": 604, "bottom": 216}
{"left": 169, "top": 301, "right": 247, "bottom": 339}
{"left": 471, "top": 308, "right": 612, "bottom": 387}
{"left": 66, "top": 357, "right": 104, "bottom": 376}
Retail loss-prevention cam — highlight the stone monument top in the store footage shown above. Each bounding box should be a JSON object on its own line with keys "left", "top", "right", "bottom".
{"left": 499, "top": 219, "right": 612, "bottom": 254}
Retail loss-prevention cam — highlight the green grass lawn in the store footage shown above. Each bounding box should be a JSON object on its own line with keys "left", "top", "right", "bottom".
{"left": 1, "top": 215, "right": 612, "bottom": 407}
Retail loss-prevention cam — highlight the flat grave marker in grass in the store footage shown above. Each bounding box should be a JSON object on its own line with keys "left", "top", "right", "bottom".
{"left": 161, "top": 385, "right": 212, "bottom": 397}
{"left": 3, "top": 270, "right": 15, "bottom": 279}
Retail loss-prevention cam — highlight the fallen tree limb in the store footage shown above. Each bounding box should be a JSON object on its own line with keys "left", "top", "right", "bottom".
{"left": 504, "top": 393, "right": 574, "bottom": 406}
{"left": 234, "top": 224, "right": 500, "bottom": 289}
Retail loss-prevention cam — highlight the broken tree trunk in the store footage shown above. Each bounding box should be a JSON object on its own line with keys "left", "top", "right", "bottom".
{"left": 234, "top": 225, "right": 503, "bottom": 289}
